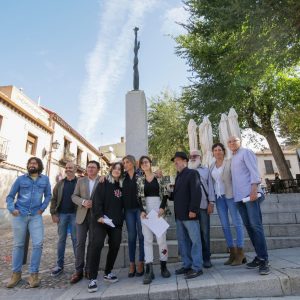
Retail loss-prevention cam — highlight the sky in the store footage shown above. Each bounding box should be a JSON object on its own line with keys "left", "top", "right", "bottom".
{"left": 0, "top": 0, "right": 190, "bottom": 147}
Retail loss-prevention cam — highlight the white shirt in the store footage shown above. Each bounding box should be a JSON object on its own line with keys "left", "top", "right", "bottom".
{"left": 211, "top": 163, "right": 225, "bottom": 198}
{"left": 88, "top": 178, "right": 96, "bottom": 197}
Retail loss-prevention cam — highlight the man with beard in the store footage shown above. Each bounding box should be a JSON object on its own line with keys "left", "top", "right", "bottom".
{"left": 6, "top": 157, "right": 51, "bottom": 288}
{"left": 189, "top": 150, "right": 215, "bottom": 268}
{"left": 50, "top": 162, "right": 78, "bottom": 276}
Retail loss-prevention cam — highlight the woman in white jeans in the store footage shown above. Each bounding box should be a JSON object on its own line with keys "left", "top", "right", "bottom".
{"left": 137, "top": 155, "right": 170, "bottom": 284}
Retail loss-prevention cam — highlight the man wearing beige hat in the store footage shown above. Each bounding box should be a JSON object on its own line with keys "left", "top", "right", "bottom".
{"left": 189, "top": 149, "right": 215, "bottom": 268}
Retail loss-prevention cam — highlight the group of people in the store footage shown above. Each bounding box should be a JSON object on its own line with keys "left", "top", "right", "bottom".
{"left": 5, "top": 135, "right": 270, "bottom": 293}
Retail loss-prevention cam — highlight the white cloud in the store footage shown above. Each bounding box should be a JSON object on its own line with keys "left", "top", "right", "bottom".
{"left": 78, "top": 0, "right": 158, "bottom": 140}
{"left": 161, "top": 5, "right": 189, "bottom": 36}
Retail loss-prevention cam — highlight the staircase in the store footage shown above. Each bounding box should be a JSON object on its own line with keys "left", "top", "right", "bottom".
{"left": 100, "top": 193, "right": 300, "bottom": 269}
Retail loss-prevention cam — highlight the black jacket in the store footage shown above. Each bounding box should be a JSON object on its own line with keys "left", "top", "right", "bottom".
{"left": 172, "top": 167, "right": 202, "bottom": 221}
{"left": 92, "top": 180, "right": 124, "bottom": 227}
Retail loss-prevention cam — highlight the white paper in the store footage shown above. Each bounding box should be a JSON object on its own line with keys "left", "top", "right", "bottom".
{"left": 141, "top": 209, "right": 169, "bottom": 238}
{"left": 103, "top": 215, "right": 115, "bottom": 228}
{"left": 242, "top": 193, "right": 262, "bottom": 203}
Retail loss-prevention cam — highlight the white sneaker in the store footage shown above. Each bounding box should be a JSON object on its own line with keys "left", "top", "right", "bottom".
{"left": 103, "top": 273, "right": 118, "bottom": 283}
{"left": 88, "top": 279, "right": 98, "bottom": 293}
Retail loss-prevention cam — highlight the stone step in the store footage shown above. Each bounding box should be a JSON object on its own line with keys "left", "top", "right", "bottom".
{"left": 66, "top": 247, "right": 300, "bottom": 300}
{"left": 100, "top": 236, "right": 300, "bottom": 269}
{"left": 166, "top": 223, "right": 300, "bottom": 240}
{"left": 208, "top": 212, "right": 299, "bottom": 226}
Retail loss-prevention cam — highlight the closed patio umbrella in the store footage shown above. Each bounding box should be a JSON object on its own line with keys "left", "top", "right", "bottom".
{"left": 199, "top": 116, "right": 214, "bottom": 167}
{"left": 188, "top": 119, "right": 199, "bottom": 151}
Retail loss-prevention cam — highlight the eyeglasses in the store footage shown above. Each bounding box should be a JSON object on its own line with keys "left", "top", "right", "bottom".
{"left": 228, "top": 139, "right": 239, "bottom": 144}
{"left": 189, "top": 155, "right": 200, "bottom": 159}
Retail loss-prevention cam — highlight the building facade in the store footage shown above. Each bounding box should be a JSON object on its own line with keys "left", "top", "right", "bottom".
{"left": 256, "top": 147, "right": 300, "bottom": 184}
{"left": 0, "top": 85, "right": 109, "bottom": 220}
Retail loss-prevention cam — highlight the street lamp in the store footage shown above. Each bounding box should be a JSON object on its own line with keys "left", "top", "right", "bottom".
{"left": 44, "top": 140, "right": 60, "bottom": 176}
{"left": 42, "top": 140, "right": 60, "bottom": 157}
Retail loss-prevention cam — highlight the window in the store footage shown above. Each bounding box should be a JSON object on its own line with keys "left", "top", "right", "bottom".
{"left": 264, "top": 160, "right": 274, "bottom": 174}
{"left": 25, "top": 133, "right": 38, "bottom": 155}
{"left": 0, "top": 115, "right": 3, "bottom": 131}
{"left": 64, "top": 138, "right": 71, "bottom": 155}
{"left": 286, "top": 160, "right": 291, "bottom": 168}
{"left": 77, "top": 147, "right": 83, "bottom": 165}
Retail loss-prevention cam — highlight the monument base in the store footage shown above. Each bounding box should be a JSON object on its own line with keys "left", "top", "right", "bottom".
{"left": 125, "top": 90, "right": 148, "bottom": 160}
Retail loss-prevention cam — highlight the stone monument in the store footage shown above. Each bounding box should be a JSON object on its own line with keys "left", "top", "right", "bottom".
{"left": 125, "top": 27, "right": 148, "bottom": 158}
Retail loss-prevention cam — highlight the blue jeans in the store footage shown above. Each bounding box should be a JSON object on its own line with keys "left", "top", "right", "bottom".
{"left": 125, "top": 208, "right": 144, "bottom": 262}
{"left": 199, "top": 209, "right": 211, "bottom": 262}
{"left": 176, "top": 219, "right": 203, "bottom": 272}
{"left": 216, "top": 195, "right": 244, "bottom": 248}
{"left": 12, "top": 214, "right": 44, "bottom": 273}
{"left": 236, "top": 196, "right": 268, "bottom": 261}
{"left": 57, "top": 213, "right": 77, "bottom": 268}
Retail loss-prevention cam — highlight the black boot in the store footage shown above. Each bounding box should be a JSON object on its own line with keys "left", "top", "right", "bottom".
{"left": 143, "top": 263, "right": 154, "bottom": 284}
{"left": 160, "top": 261, "right": 171, "bottom": 278}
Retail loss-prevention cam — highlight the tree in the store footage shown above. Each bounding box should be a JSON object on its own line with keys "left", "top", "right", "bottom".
{"left": 176, "top": 0, "right": 300, "bottom": 179}
{"left": 148, "top": 91, "right": 189, "bottom": 175}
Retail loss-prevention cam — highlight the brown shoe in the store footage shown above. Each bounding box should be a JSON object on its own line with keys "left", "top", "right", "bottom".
{"left": 128, "top": 262, "right": 136, "bottom": 278}
{"left": 28, "top": 273, "right": 40, "bottom": 288}
{"left": 136, "top": 261, "right": 144, "bottom": 277}
{"left": 6, "top": 272, "right": 22, "bottom": 288}
{"left": 224, "top": 247, "right": 236, "bottom": 265}
{"left": 70, "top": 271, "right": 83, "bottom": 284}
{"left": 231, "top": 247, "right": 247, "bottom": 266}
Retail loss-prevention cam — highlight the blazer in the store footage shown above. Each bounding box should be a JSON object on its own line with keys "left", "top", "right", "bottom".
{"left": 172, "top": 167, "right": 202, "bottom": 221}
{"left": 72, "top": 175, "right": 100, "bottom": 224}
{"left": 209, "top": 158, "right": 233, "bottom": 199}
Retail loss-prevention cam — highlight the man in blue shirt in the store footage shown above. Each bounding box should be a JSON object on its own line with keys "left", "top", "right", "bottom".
{"left": 50, "top": 162, "right": 77, "bottom": 276}
{"left": 6, "top": 157, "right": 51, "bottom": 288}
{"left": 228, "top": 136, "right": 270, "bottom": 275}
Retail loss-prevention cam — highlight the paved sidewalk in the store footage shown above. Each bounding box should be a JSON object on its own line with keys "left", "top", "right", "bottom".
{"left": 1, "top": 246, "right": 300, "bottom": 300}
{"left": 1, "top": 217, "right": 300, "bottom": 299}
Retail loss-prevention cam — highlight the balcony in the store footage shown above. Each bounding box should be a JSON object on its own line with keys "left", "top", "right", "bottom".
{"left": 0, "top": 136, "right": 9, "bottom": 162}
{"left": 59, "top": 150, "right": 75, "bottom": 165}
{"left": 76, "top": 160, "right": 86, "bottom": 174}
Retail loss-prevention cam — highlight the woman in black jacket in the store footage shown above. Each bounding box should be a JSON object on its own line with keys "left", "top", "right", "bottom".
{"left": 87, "top": 162, "right": 124, "bottom": 293}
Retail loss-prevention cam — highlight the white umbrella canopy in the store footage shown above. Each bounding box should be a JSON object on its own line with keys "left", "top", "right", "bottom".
{"left": 218, "top": 113, "right": 232, "bottom": 158}
{"left": 227, "top": 107, "right": 242, "bottom": 140}
{"left": 188, "top": 119, "right": 199, "bottom": 151}
{"left": 199, "top": 116, "right": 214, "bottom": 167}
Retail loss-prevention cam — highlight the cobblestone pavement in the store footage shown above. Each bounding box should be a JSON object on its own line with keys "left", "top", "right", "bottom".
{"left": 0, "top": 216, "right": 76, "bottom": 290}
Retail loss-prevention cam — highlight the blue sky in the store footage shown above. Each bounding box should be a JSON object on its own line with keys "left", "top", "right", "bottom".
{"left": 0, "top": 0, "right": 190, "bottom": 146}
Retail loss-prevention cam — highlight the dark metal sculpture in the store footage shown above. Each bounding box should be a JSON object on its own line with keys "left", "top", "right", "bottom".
{"left": 133, "top": 27, "right": 140, "bottom": 90}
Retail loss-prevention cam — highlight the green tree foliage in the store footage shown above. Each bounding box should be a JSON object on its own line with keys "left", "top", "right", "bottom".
{"left": 148, "top": 91, "right": 189, "bottom": 175}
{"left": 176, "top": 0, "right": 300, "bottom": 178}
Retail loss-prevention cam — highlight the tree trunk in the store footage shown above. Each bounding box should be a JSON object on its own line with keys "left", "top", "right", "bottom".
{"left": 264, "top": 129, "right": 293, "bottom": 179}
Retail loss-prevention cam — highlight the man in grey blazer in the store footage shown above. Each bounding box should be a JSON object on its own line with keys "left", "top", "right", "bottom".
{"left": 189, "top": 150, "right": 215, "bottom": 268}
{"left": 70, "top": 160, "right": 100, "bottom": 284}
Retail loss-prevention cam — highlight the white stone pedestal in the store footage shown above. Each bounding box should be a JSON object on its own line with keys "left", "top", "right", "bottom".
{"left": 125, "top": 90, "right": 148, "bottom": 159}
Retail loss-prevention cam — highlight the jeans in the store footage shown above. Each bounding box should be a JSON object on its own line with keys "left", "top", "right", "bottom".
{"left": 125, "top": 208, "right": 144, "bottom": 263}
{"left": 57, "top": 213, "right": 77, "bottom": 268}
{"left": 216, "top": 195, "right": 244, "bottom": 248}
{"left": 89, "top": 222, "right": 122, "bottom": 279}
{"left": 12, "top": 214, "right": 44, "bottom": 273}
{"left": 236, "top": 196, "right": 268, "bottom": 261}
{"left": 198, "top": 209, "right": 211, "bottom": 262}
{"left": 176, "top": 219, "right": 202, "bottom": 272}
